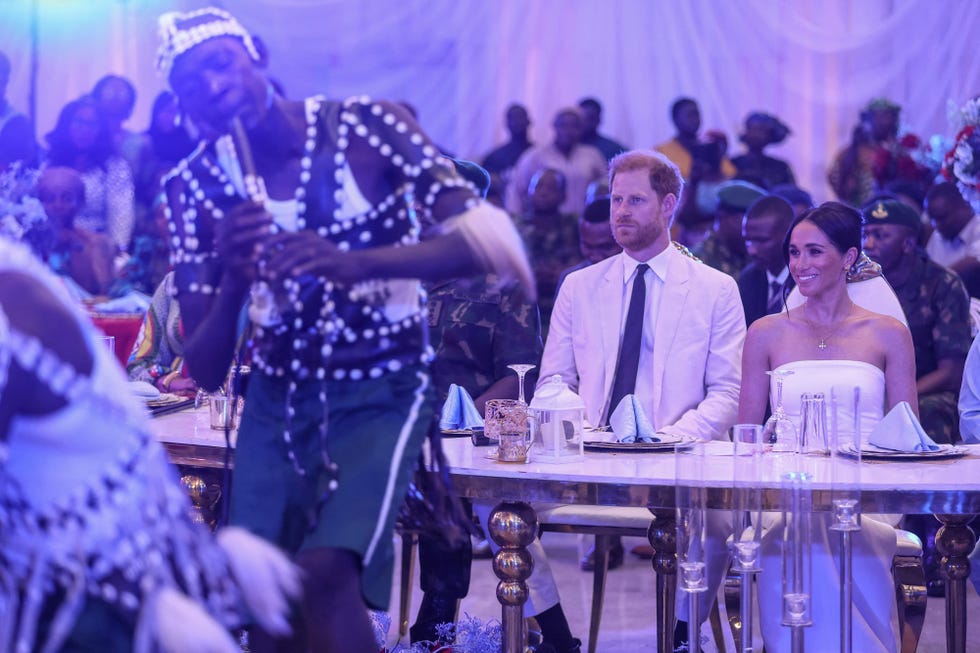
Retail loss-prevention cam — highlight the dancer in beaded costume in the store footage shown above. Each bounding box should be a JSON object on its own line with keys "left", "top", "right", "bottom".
{"left": 157, "top": 8, "right": 533, "bottom": 653}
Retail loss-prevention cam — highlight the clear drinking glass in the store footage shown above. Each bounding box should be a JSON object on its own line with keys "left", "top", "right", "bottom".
{"left": 799, "top": 393, "right": 829, "bottom": 455}
{"left": 485, "top": 398, "right": 527, "bottom": 443}
{"left": 765, "top": 369, "right": 799, "bottom": 452}
{"left": 508, "top": 363, "right": 536, "bottom": 405}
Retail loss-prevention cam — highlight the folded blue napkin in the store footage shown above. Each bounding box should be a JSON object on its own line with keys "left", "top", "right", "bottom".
{"left": 610, "top": 394, "right": 659, "bottom": 443}
{"left": 439, "top": 384, "right": 485, "bottom": 431}
{"left": 867, "top": 401, "right": 939, "bottom": 452}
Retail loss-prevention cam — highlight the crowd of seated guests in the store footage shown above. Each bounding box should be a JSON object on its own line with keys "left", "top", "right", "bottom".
{"left": 8, "top": 39, "right": 980, "bottom": 648}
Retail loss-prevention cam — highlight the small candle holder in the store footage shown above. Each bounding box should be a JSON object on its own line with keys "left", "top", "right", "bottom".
{"left": 781, "top": 471, "right": 813, "bottom": 640}
{"left": 676, "top": 438, "right": 708, "bottom": 652}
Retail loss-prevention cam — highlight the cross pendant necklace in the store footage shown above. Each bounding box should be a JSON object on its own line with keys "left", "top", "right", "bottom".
{"left": 803, "top": 303, "right": 846, "bottom": 351}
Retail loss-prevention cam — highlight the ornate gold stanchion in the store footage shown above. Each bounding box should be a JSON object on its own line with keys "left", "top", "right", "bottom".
{"left": 648, "top": 508, "right": 678, "bottom": 653}
{"left": 179, "top": 471, "right": 222, "bottom": 530}
{"left": 936, "top": 514, "right": 977, "bottom": 653}
{"left": 487, "top": 502, "right": 538, "bottom": 653}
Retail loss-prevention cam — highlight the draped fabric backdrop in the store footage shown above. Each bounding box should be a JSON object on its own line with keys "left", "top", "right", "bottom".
{"left": 2, "top": 0, "right": 978, "bottom": 201}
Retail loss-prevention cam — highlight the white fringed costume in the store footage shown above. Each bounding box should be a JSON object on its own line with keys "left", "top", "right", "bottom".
{"left": 0, "top": 238, "right": 296, "bottom": 653}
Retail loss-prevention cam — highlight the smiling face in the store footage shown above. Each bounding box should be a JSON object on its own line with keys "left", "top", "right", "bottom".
{"left": 168, "top": 36, "right": 269, "bottom": 136}
{"left": 610, "top": 169, "right": 675, "bottom": 260}
{"left": 787, "top": 220, "right": 856, "bottom": 297}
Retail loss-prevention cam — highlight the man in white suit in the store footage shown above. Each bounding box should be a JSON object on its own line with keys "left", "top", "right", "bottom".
{"left": 539, "top": 149, "right": 745, "bottom": 650}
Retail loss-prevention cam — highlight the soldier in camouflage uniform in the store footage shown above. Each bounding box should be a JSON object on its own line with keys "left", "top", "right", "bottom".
{"left": 692, "top": 179, "right": 765, "bottom": 278}
{"left": 863, "top": 198, "right": 972, "bottom": 597}
{"left": 411, "top": 161, "right": 545, "bottom": 645}
{"left": 863, "top": 199, "right": 971, "bottom": 443}
{"left": 517, "top": 168, "right": 583, "bottom": 332}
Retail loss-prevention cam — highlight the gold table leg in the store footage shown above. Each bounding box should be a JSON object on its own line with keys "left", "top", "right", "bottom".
{"left": 487, "top": 502, "right": 538, "bottom": 653}
{"left": 936, "top": 514, "right": 977, "bottom": 653}
{"left": 649, "top": 508, "right": 678, "bottom": 653}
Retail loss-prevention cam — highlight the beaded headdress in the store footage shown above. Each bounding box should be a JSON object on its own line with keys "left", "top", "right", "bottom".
{"left": 156, "top": 7, "right": 261, "bottom": 80}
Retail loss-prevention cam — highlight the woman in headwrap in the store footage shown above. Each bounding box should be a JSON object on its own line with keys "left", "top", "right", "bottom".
{"left": 732, "top": 112, "right": 796, "bottom": 190}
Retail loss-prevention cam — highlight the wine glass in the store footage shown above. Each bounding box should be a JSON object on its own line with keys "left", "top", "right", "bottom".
{"left": 508, "top": 363, "right": 536, "bottom": 405}
{"left": 764, "top": 369, "right": 798, "bottom": 452}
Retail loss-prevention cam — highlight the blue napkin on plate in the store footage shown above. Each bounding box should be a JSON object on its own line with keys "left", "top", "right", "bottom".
{"left": 610, "top": 394, "right": 659, "bottom": 443}
{"left": 867, "top": 401, "right": 939, "bottom": 452}
{"left": 439, "top": 384, "right": 485, "bottom": 431}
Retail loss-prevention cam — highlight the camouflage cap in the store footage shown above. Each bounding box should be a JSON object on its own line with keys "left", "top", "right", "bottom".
{"left": 863, "top": 199, "right": 920, "bottom": 234}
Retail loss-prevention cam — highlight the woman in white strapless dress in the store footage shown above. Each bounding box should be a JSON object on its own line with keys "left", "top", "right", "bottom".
{"left": 738, "top": 202, "right": 918, "bottom": 653}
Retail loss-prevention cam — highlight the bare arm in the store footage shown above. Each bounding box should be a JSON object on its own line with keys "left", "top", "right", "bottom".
{"left": 736, "top": 320, "right": 773, "bottom": 425}
{"left": 882, "top": 319, "right": 920, "bottom": 416}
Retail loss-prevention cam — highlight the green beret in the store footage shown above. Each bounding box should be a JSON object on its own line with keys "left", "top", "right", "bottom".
{"left": 715, "top": 180, "right": 767, "bottom": 213}
{"left": 862, "top": 199, "right": 920, "bottom": 233}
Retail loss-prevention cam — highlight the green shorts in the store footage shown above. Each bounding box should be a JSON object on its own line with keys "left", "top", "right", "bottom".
{"left": 230, "top": 364, "right": 432, "bottom": 609}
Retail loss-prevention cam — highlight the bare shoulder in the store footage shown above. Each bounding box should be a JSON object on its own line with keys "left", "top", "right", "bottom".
{"left": 749, "top": 311, "right": 791, "bottom": 338}
{"left": 855, "top": 307, "right": 908, "bottom": 340}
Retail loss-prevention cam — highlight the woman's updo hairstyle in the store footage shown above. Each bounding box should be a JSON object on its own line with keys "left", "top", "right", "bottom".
{"left": 782, "top": 201, "right": 863, "bottom": 263}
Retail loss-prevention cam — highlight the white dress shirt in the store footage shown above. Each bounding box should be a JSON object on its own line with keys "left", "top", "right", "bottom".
{"left": 926, "top": 214, "right": 980, "bottom": 268}
{"left": 618, "top": 249, "right": 670, "bottom": 422}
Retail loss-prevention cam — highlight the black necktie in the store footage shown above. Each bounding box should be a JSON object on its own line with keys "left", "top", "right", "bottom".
{"left": 767, "top": 280, "right": 783, "bottom": 314}
{"left": 608, "top": 263, "right": 648, "bottom": 417}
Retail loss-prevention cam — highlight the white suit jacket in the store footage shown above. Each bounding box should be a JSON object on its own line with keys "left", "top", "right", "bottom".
{"left": 538, "top": 246, "right": 745, "bottom": 441}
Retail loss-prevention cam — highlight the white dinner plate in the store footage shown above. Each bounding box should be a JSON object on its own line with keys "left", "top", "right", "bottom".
{"left": 584, "top": 433, "right": 694, "bottom": 453}
{"left": 838, "top": 443, "right": 970, "bottom": 461}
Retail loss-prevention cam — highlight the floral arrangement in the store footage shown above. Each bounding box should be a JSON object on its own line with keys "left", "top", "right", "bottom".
{"left": 0, "top": 163, "right": 52, "bottom": 256}
{"left": 374, "top": 611, "right": 502, "bottom": 653}
{"left": 871, "top": 130, "right": 931, "bottom": 189}
{"left": 943, "top": 96, "right": 980, "bottom": 210}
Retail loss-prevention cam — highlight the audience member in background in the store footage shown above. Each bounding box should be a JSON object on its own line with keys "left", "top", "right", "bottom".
{"left": 674, "top": 130, "right": 732, "bottom": 237}
{"left": 732, "top": 112, "right": 795, "bottom": 189}
{"left": 0, "top": 49, "right": 38, "bottom": 170}
{"left": 45, "top": 95, "right": 135, "bottom": 251}
{"left": 655, "top": 97, "right": 736, "bottom": 181}
{"left": 127, "top": 270, "right": 197, "bottom": 395}
{"left": 828, "top": 98, "right": 930, "bottom": 207}
{"left": 578, "top": 97, "right": 627, "bottom": 161}
{"left": 556, "top": 195, "right": 621, "bottom": 294}
{"left": 863, "top": 198, "right": 972, "bottom": 598}
{"left": 506, "top": 107, "right": 606, "bottom": 217}
{"left": 136, "top": 90, "right": 197, "bottom": 210}
{"left": 770, "top": 183, "right": 814, "bottom": 217}
{"left": 411, "top": 159, "right": 543, "bottom": 647}
{"left": 36, "top": 165, "right": 119, "bottom": 298}
{"left": 92, "top": 74, "right": 143, "bottom": 176}
{"left": 482, "top": 103, "right": 533, "bottom": 201}
{"left": 884, "top": 179, "right": 932, "bottom": 246}
{"left": 693, "top": 179, "right": 766, "bottom": 278}
{"left": 518, "top": 168, "right": 581, "bottom": 331}
{"left": 925, "top": 182, "right": 980, "bottom": 297}
{"left": 124, "top": 91, "right": 198, "bottom": 295}
{"left": 738, "top": 195, "right": 796, "bottom": 326}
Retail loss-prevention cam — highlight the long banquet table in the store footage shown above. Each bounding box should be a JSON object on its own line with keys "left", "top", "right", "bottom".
{"left": 440, "top": 437, "right": 980, "bottom": 653}
{"left": 149, "top": 408, "right": 980, "bottom": 653}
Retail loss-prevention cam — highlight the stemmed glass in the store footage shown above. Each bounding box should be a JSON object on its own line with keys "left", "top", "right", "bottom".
{"left": 764, "top": 369, "right": 798, "bottom": 452}
{"left": 508, "top": 364, "right": 536, "bottom": 405}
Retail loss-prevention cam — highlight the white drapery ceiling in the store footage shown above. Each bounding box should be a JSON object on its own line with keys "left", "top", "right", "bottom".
{"left": 2, "top": 0, "right": 978, "bottom": 200}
